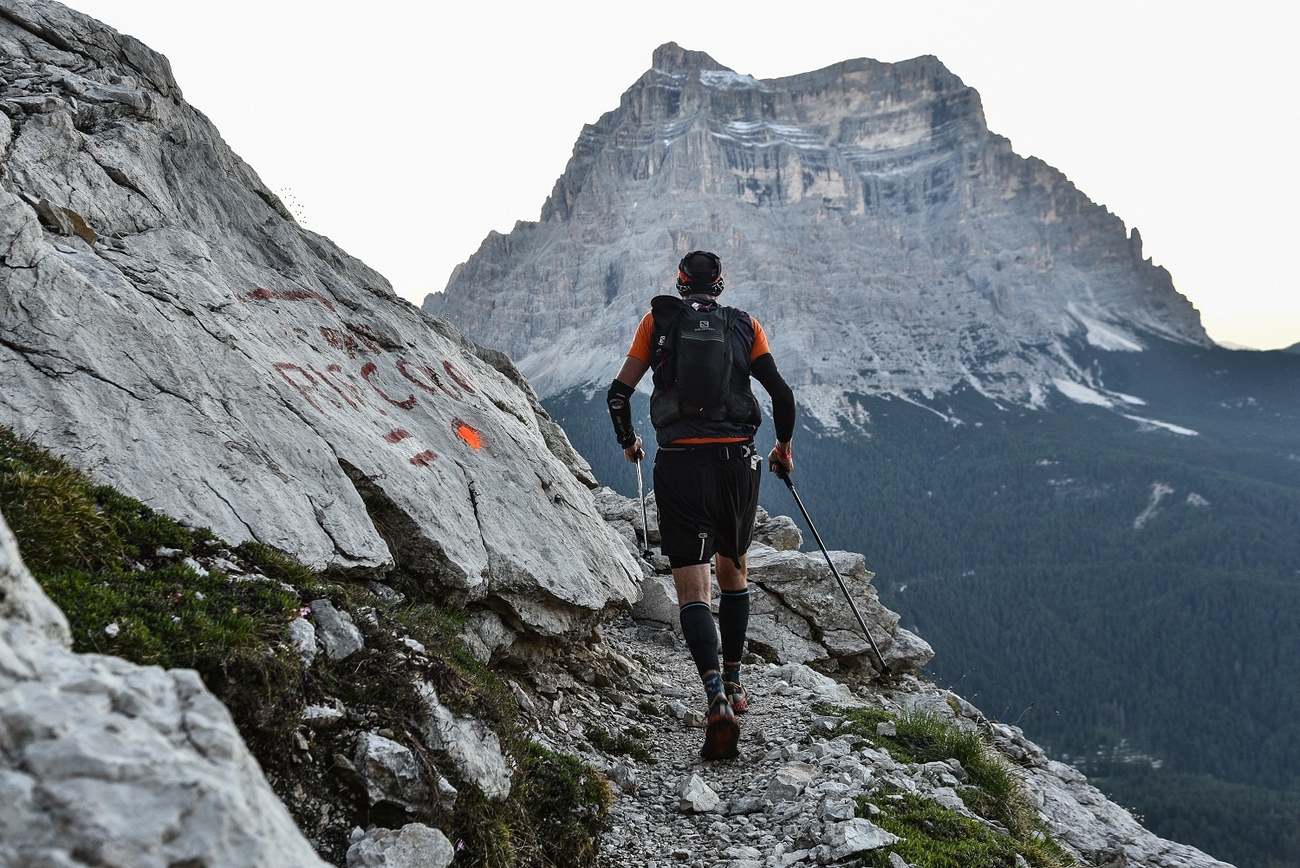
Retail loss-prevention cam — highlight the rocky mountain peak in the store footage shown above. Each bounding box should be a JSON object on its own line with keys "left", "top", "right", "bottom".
{"left": 650, "top": 41, "right": 730, "bottom": 75}
{"left": 432, "top": 45, "right": 1209, "bottom": 426}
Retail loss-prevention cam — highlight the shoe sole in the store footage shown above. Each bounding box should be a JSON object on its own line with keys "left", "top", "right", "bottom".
{"left": 701, "top": 714, "right": 740, "bottom": 760}
{"left": 730, "top": 696, "right": 749, "bottom": 714}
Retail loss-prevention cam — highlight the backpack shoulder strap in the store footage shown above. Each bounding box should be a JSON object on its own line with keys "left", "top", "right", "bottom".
{"left": 649, "top": 295, "right": 683, "bottom": 369}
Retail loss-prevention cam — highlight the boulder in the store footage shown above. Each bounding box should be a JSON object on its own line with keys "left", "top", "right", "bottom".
{"left": 458, "top": 610, "right": 516, "bottom": 664}
{"left": 882, "top": 626, "right": 935, "bottom": 673}
{"left": 766, "top": 762, "right": 819, "bottom": 802}
{"left": 346, "top": 824, "right": 455, "bottom": 868}
{"left": 745, "top": 613, "right": 825, "bottom": 665}
{"left": 287, "top": 617, "right": 317, "bottom": 665}
{"left": 748, "top": 544, "right": 929, "bottom": 673}
{"left": 631, "top": 573, "right": 679, "bottom": 628}
{"left": 418, "top": 685, "right": 511, "bottom": 800}
{"left": 753, "top": 507, "right": 802, "bottom": 551}
{"left": 824, "top": 818, "right": 898, "bottom": 859}
{"left": 678, "top": 774, "right": 721, "bottom": 812}
{"left": 302, "top": 703, "right": 345, "bottom": 729}
{"left": 311, "top": 598, "right": 365, "bottom": 661}
{"left": 354, "top": 733, "right": 428, "bottom": 812}
{"left": 770, "top": 663, "right": 853, "bottom": 704}
{"left": 0, "top": 507, "right": 331, "bottom": 867}
{"left": 1023, "top": 758, "right": 1234, "bottom": 867}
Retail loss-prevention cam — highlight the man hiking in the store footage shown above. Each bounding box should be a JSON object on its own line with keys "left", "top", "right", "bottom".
{"left": 606, "top": 250, "right": 796, "bottom": 760}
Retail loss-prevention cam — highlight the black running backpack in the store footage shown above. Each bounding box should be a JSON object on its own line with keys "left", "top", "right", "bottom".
{"left": 649, "top": 295, "right": 738, "bottom": 422}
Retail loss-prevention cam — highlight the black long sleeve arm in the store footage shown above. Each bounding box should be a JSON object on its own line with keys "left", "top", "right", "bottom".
{"left": 750, "top": 353, "right": 795, "bottom": 442}
{"left": 606, "top": 379, "right": 638, "bottom": 448}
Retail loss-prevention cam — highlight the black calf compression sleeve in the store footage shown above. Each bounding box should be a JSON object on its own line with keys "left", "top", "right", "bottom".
{"left": 606, "top": 379, "right": 637, "bottom": 448}
{"left": 679, "top": 602, "right": 720, "bottom": 676}
{"left": 718, "top": 588, "right": 750, "bottom": 664}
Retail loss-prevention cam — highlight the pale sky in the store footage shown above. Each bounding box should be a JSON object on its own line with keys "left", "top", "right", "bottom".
{"left": 67, "top": 1, "right": 1300, "bottom": 350}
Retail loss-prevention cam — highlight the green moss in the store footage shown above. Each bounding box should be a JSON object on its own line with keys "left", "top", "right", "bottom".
{"left": 864, "top": 787, "right": 1024, "bottom": 868}
{"left": 440, "top": 744, "right": 610, "bottom": 868}
{"left": 1, "top": 428, "right": 306, "bottom": 742}
{"left": 586, "top": 724, "right": 656, "bottom": 764}
{"left": 392, "top": 603, "right": 521, "bottom": 742}
{"left": 831, "top": 705, "right": 1074, "bottom": 868}
{"left": 864, "top": 787, "right": 1074, "bottom": 868}
{"left": 0, "top": 429, "right": 116, "bottom": 573}
{"left": 237, "top": 539, "right": 319, "bottom": 588}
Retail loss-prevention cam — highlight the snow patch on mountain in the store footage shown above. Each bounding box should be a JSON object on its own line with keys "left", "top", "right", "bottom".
{"left": 1053, "top": 379, "right": 1114, "bottom": 407}
{"left": 1122, "top": 414, "right": 1199, "bottom": 436}
{"left": 1068, "top": 304, "right": 1145, "bottom": 352}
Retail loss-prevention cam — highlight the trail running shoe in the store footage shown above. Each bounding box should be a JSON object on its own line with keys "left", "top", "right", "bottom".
{"left": 725, "top": 680, "right": 750, "bottom": 714}
{"left": 700, "top": 693, "right": 740, "bottom": 760}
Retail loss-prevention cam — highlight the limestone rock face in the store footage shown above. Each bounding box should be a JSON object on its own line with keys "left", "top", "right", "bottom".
{"left": 430, "top": 43, "right": 1210, "bottom": 425}
{"left": 0, "top": 506, "right": 332, "bottom": 868}
{"left": 0, "top": 0, "right": 639, "bottom": 637}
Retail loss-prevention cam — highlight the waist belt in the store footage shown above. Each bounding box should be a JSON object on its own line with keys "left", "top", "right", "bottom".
{"left": 656, "top": 440, "right": 756, "bottom": 462}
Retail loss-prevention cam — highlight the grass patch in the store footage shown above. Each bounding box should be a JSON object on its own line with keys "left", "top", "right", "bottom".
{"left": 864, "top": 787, "right": 1026, "bottom": 868}
{"left": 1, "top": 428, "right": 304, "bottom": 741}
{"left": 441, "top": 744, "right": 611, "bottom": 868}
{"left": 238, "top": 539, "right": 319, "bottom": 588}
{"left": 392, "top": 602, "right": 520, "bottom": 737}
{"left": 585, "top": 724, "right": 656, "bottom": 764}
{"left": 832, "top": 705, "right": 1074, "bottom": 868}
{"left": 514, "top": 743, "right": 612, "bottom": 868}
{"left": 41, "top": 563, "right": 306, "bottom": 737}
{"left": 0, "top": 427, "right": 205, "bottom": 573}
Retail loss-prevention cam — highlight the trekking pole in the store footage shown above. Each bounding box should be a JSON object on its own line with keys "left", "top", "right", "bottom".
{"left": 777, "top": 471, "right": 892, "bottom": 677}
{"left": 635, "top": 454, "right": 653, "bottom": 558}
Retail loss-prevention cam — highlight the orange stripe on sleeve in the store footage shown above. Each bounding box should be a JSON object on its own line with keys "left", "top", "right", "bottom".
{"left": 627, "top": 312, "right": 655, "bottom": 364}
{"left": 749, "top": 316, "right": 771, "bottom": 361}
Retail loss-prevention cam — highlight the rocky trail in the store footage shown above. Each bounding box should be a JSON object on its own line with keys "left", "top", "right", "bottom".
{"left": 575, "top": 617, "right": 907, "bottom": 868}
{"left": 521, "top": 610, "right": 1234, "bottom": 868}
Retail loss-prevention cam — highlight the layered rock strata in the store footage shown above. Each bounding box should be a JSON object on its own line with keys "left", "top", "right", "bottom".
{"left": 0, "top": 0, "right": 639, "bottom": 636}
{"left": 430, "top": 43, "right": 1210, "bottom": 427}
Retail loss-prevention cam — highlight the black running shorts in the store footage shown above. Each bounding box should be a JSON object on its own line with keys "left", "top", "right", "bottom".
{"left": 653, "top": 441, "right": 762, "bottom": 569}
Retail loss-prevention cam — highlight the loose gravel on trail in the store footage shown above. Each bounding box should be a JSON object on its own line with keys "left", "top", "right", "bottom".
{"left": 526, "top": 617, "right": 916, "bottom": 868}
